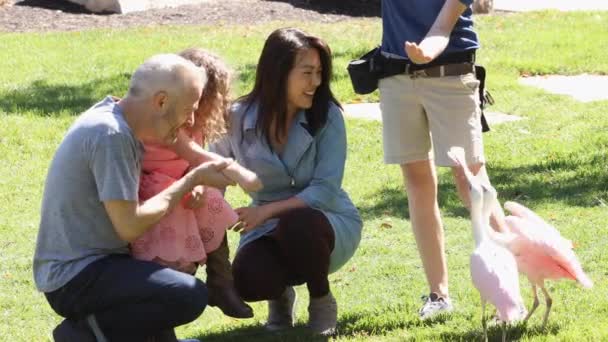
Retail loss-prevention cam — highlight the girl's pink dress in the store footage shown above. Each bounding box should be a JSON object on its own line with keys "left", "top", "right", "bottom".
{"left": 131, "top": 131, "right": 238, "bottom": 273}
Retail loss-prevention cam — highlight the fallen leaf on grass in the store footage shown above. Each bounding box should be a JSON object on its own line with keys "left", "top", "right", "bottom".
{"left": 380, "top": 222, "right": 393, "bottom": 229}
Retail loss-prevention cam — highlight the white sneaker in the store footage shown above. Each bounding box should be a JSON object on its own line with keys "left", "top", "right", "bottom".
{"left": 419, "top": 292, "right": 453, "bottom": 320}
{"left": 307, "top": 292, "right": 337, "bottom": 336}
{"left": 265, "top": 287, "right": 297, "bottom": 331}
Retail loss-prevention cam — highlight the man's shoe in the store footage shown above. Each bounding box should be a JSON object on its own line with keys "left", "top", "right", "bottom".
{"left": 307, "top": 292, "right": 337, "bottom": 336}
{"left": 52, "top": 319, "right": 96, "bottom": 342}
{"left": 265, "top": 287, "right": 296, "bottom": 331}
{"left": 154, "top": 329, "right": 200, "bottom": 342}
{"left": 419, "top": 292, "right": 453, "bottom": 320}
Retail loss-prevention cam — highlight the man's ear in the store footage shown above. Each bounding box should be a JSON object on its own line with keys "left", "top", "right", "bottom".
{"left": 152, "top": 91, "right": 169, "bottom": 112}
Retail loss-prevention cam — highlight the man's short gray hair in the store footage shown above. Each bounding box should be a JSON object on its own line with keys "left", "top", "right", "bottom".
{"left": 127, "top": 54, "right": 207, "bottom": 100}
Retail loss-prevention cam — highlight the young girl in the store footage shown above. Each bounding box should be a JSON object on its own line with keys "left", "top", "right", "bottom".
{"left": 131, "top": 48, "right": 261, "bottom": 319}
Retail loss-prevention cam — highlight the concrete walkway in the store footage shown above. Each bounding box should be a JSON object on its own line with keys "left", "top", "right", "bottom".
{"left": 343, "top": 103, "right": 523, "bottom": 126}
{"left": 519, "top": 75, "right": 608, "bottom": 102}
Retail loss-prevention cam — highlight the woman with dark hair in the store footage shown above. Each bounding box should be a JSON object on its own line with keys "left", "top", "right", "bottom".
{"left": 211, "top": 27, "right": 362, "bottom": 336}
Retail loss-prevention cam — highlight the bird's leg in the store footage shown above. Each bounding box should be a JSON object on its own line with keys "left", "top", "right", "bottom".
{"left": 502, "top": 321, "right": 507, "bottom": 342}
{"left": 481, "top": 299, "right": 488, "bottom": 342}
{"left": 540, "top": 284, "right": 553, "bottom": 330}
{"left": 524, "top": 284, "right": 539, "bottom": 322}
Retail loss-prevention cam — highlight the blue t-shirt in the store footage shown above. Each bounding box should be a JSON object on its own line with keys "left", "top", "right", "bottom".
{"left": 381, "top": 0, "right": 479, "bottom": 60}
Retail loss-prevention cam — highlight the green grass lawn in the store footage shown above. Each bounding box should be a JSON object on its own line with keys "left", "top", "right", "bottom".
{"left": 1, "top": 10, "right": 607, "bottom": 341}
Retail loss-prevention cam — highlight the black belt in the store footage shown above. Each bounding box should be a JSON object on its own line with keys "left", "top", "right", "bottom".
{"left": 403, "top": 63, "right": 475, "bottom": 78}
{"left": 379, "top": 51, "right": 476, "bottom": 78}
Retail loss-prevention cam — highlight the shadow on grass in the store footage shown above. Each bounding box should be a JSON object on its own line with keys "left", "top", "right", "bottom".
{"left": 262, "top": 0, "right": 380, "bottom": 18}
{"left": 358, "top": 186, "right": 409, "bottom": 221}
{"left": 0, "top": 73, "right": 130, "bottom": 116}
{"left": 486, "top": 153, "right": 608, "bottom": 208}
{"left": 358, "top": 151, "right": 607, "bottom": 221}
{"left": 193, "top": 324, "right": 327, "bottom": 342}
{"left": 194, "top": 310, "right": 445, "bottom": 341}
{"left": 439, "top": 321, "right": 560, "bottom": 341}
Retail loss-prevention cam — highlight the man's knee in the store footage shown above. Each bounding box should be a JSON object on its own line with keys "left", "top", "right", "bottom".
{"left": 164, "top": 272, "right": 208, "bottom": 323}
{"left": 183, "top": 278, "right": 208, "bottom": 322}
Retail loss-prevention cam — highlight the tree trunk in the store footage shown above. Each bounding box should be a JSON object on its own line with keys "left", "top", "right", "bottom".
{"left": 473, "top": 0, "right": 493, "bottom": 14}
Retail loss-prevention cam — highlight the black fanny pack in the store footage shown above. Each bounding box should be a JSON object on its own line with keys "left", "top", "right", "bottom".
{"left": 346, "top": 46, "right": 383, "bottom": 95}
{"left": 347, "top": 47, "right": 493, "bottom": 132}
{"left": 347, "top": 47, "right": 476, "bottom": 94}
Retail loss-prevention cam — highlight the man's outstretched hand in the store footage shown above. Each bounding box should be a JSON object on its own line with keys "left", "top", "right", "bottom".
{"left": 404, "top": 35, "right": 449, "bottom": 65}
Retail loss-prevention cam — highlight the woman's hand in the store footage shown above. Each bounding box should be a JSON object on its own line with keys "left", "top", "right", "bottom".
{"left": 184, "top": 185, "right": 205, "bottom": 209}
{"left": 232, "top": 206, "right": 271, "bottom": 233}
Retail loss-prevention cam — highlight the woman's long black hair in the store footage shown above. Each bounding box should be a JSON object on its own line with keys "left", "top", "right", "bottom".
{"left": 240, "top": 27, "right": 341, "bottom": 144}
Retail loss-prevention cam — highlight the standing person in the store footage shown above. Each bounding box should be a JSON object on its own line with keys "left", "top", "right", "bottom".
{"left": 131, "top": 48, "right": 260, "bottom": 319}
{"left": 33, "top": 54, "right": 234, "bottom": 342}
{"left": 378, "top": 0, "right": 508, "bottom": 319}
{"left": 211, "top": 28, "right": 362, "bottom": 336}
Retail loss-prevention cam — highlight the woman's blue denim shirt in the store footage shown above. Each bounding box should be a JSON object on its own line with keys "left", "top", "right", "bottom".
{"left": 210, "top": 101, "right": 362, "bottom": 273}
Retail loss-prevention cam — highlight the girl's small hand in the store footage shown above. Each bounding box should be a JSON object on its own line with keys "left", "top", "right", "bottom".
{"left": 232, "top": 206, "right": 270, "bottom": 233}
{"left": 185, "top": 185, "right": 205, "bottom": 209}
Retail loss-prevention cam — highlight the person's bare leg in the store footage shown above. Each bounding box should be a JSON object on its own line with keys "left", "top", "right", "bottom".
{"left": 452, "top": 163, "right": 508, "bottom": 233}
{"left": 401, "top": 160, "right": 448, "bottom": 298}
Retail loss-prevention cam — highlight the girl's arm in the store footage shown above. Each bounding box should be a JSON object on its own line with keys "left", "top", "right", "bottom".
{"left": 171, "top": 130, "right": 263, "bottom": 192}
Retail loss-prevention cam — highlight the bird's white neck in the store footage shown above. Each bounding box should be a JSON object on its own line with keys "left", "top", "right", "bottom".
{"left": 470, "top": 186, "right": 492, "bottom": 247}
{"left": 471, "top": 206, "right": 488, "bottom": 247}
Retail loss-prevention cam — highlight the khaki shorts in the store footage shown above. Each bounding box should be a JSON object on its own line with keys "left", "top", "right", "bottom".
{"left": 378, "top": 72, "right": 485, "bottom": 166}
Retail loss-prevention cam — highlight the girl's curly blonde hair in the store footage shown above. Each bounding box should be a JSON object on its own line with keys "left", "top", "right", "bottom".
{"left": 179, "top": 48, "right": 232, "bottom": 144}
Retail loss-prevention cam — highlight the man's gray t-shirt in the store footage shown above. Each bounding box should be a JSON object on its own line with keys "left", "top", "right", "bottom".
{"left": 33, "top": 96, "right": 144, "bottom": 293}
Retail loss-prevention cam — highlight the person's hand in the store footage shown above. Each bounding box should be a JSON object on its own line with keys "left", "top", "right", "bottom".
{"left": 185, "top": 185, "right": 205, "bottom": 209}
{"left": 231, "top": 206, "right": 270, "bottom": 233}
{"left": 404, "top": 36, "right": 449, "bottom": 64}
{"left": 190, "top": 159, "right": 236, "bottom": 189}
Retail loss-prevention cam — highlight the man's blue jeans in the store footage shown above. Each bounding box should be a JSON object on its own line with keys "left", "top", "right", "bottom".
{"left": 45, "top": 254, "right": 207, "bottom": 341}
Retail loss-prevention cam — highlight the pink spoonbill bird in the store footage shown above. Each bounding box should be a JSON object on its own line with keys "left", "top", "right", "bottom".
{"left": 501, "top": 200, "right": 593, "bottom": 328}
{"left": 448, "top": 147, "right": 526, "bottom": 342}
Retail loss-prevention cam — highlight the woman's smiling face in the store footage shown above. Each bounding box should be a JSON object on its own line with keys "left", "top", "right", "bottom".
{"left": 286, "top": 48, "right": 322, "bottom": 116}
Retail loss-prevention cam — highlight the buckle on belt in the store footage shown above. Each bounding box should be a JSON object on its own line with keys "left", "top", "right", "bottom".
{"left": 410, "top": 68, "right": 427, "bottom": 78}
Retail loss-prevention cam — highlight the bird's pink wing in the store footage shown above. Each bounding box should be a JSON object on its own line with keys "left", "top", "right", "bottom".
{"left": 505, "top": 215, "right": 593, "bottom": 288}
{"left": 504, "top": 201, "right": 573, "bottom": 248}
{"left": 470, "top": 244, "right": 524, "bottom": 322}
